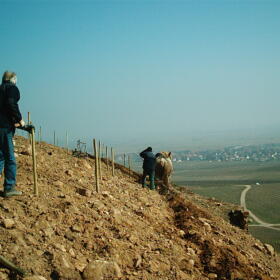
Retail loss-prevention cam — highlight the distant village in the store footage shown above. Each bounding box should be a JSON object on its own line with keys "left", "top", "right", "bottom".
{"left": 123, "top": 143, "right": 280, "bottom": 166}
{"left": 171, "top": 143, "right": 280, "bottom": 162}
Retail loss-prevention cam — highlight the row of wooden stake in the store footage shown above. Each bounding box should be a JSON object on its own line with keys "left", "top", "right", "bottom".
{"left": 23, "top": 112, "right": 133, "bottom": 195}
{"left": 93, "top": 139, "right": 114, "bottom": 193}
{"left": 92, "top": 140, "right": 133, "bottom": 193}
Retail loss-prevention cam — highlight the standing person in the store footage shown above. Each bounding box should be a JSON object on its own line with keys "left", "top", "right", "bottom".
{"left": 140, "top": 147, "right": 156, "bottom": 190}
{"left": 0, "top": 71, "right": 25, "bottom": 197}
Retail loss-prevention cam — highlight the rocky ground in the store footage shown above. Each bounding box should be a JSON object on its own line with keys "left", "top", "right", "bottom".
{"left": 0, "top": 136, "right": 279, "bottom": 280}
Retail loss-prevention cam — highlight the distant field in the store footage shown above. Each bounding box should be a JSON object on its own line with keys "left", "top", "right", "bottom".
{"left": 131, "top": 159, "right": 280, "bottom": 251}
{"left": 172, "top": 161, "right": 280, "bottom": 219}
{"left": 246, "top": 184, "right": 280, "bottom": 224}
{"left": 173, "top": 160, "right": 280, "bottom": 184}
{"left": 249, "top": 227, "right": 280, "bottom": 253}
{"left": 171, "top": 160, "right": 280, "bottom": 252}
{"left": 186, "top": 185, "right": 243, "bottom": 205}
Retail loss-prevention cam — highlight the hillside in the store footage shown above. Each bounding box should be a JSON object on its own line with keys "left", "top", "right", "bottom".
{"left": 0, "top": 136, "right": 279, "bottom": 280}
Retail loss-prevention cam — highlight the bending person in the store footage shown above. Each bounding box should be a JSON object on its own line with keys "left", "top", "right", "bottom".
{"left": 140, "top": 147, "right": 156, "bottom": 190}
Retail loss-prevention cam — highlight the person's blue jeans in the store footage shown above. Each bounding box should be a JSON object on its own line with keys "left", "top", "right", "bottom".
{"left": 0, "top": 128, "right": 16, "bottom": 191}
{"left": 142, "top": 169, "right": 155, "bottom": 190}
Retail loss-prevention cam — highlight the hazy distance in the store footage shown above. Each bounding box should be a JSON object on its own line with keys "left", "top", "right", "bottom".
{"left": 1, "top": 1, "right": 280, "bottom": 153}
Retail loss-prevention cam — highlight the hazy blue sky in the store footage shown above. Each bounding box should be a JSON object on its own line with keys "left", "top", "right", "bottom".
{"left": 1, "top": 0, "right": 280, "bottom": 152}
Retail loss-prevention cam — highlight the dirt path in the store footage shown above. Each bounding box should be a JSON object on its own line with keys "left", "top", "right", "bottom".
{"left": 240, "top": 185, "right": 280, "bottom": 231}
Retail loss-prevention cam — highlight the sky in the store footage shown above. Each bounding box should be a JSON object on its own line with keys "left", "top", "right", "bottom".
{"left": 1, "top": 0, "right": 280, "bottom": 152}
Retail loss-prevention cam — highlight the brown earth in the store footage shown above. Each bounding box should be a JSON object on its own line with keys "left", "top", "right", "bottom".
{"left": 0, "top": 136, "right": 279, "bottom": 280}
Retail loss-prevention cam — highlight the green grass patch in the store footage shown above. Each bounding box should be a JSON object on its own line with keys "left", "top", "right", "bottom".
{"left": 187, "top": 185, "right": 243, "bottom": 205}
{"left": 173, "top": 161, "right": 280, "bottom": 183}
{"left": 246, "top": 184, "right": 280, "bottom": 224}
{"left": 249, "top": 227, "right": 280, "bottom": 253}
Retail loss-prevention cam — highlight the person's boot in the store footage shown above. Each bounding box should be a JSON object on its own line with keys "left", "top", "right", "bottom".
{"left": 3, "top": 188, "right": 22, "bottom": 197}
{"left": 149, "top": 174, "right": 155, "bottom": 190}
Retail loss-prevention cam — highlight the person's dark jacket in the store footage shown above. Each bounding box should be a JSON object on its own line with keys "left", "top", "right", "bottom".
{"left": 140, "top": 148, "right": 156, "bottom": 172}
{"left": 0, "top": 81, "right": 22, "bottom": 129}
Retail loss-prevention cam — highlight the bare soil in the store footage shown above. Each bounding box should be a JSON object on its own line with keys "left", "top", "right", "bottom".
{"left": 0, "top": 136, "right": 279, "bottom": 280}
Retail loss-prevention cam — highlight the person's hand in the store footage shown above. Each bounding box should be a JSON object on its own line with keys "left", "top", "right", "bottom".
{"left": 20, "top": 120, "right": 25, "bottom": 127}
{"left": 14, "top": 120, "right": 25, "bottom": 127}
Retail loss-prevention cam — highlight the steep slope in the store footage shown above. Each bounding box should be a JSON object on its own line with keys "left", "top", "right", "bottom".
{"left": 0, "top": 136, "right": 279, "bottom": 280}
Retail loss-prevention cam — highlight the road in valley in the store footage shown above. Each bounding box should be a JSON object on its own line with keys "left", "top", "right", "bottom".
{"left": 240, "top": 185, "right": 280, "bottom": 231}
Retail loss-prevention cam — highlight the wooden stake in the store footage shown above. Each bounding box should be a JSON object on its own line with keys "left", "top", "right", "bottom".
{"left": 111, "top": 147, "right": 115, "bottom": 176}
{"left": 66, "top": 131, "right": 68, "bottom": 154}
{"left": 27, "top": 112, "right": 31, "bottom": 143}
{"left": 39, "top": 126, "right": 42, "bottom": 142}
{"left": 106, "top": 146, "right": 109, "bottom": 170}
{"left": 102, "top": 143, "right": 105, "bottom": 158}
{"left": 93, "top": 139, "right": 100, "bottom": 192}
{"left": 98, "top": 140, "right": 102, "bottom": 180}
{"left": 31, "top": 128, "right": 38, "bottom": 196}
{"left": 128, "top": 155, "right": 131, "bottom": 174}
{"left": 53, "top": 131, "right": 56, "bottom": 146}
{"left": 124, "top": 153, "right": 126, "bottom": 167}
{"left": 100, "top": 144, "right": 102, "bottom": 158}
